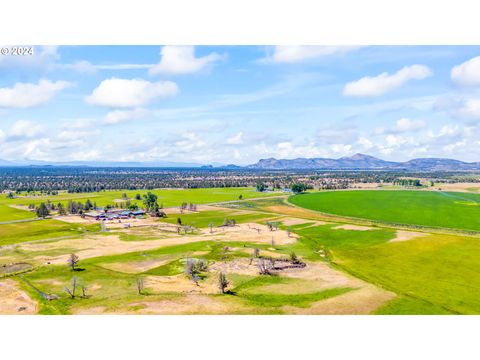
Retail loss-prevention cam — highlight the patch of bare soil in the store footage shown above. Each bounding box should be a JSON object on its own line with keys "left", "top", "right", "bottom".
{"left": 209, "top": 258, "right": 260, "bottom": 276}
{"left": 264, "top": 204, "right": 329, "bottom": 221}
{"left": 128, "top": 294, "right": 238, "bottom": 314}
{"left": 333, "top": 224, "right": 374, "bottom": 231}
{"left": 0, "top": 262, "right": 33, "bottom": 276}
{"left": 8, "top": 204, "right": 34, "bottom": 212}
{"left": 100, "top": 257, "right": 174, "bottom": 274}
{"left": 390, "top": 230, "right": 428, "bottom": 243}
{"left": 281, "top": 262, "right": 364, "bottom": 288}
{"left": 281, "top": 217, "right": 328, "bottom": 227}
{"left": 21, "top": 222, "right": 295, "bottom": 266}
{"left": 350, "top": 182, "right": 385, "bottom": 189}
{"left": 0, "top": 278, "right": 38, "bottom": 314}
{"left": 285, "top": 284, "right": 396, "bottom": 315}
{"left": 54, "top": 215, "right": 93, "bottom": 224}
{"left": 144, "top": 274, "right": 219, "bottom": 294}
{"left": 434, "top": 182, "right": 480, "bottom": 192}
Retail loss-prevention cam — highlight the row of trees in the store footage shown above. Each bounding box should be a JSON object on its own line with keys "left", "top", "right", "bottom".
{"left": 393, "top": 179, "right": 422, "bottom": 187}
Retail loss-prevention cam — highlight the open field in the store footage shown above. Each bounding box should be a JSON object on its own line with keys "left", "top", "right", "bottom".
{"left": 289, "top": 190, "right": 480, "bottom": 232}
{"left": 1, "top": 186, "right": 480, "bottom": 314}
{"left": 0, "top": 187, "right": 282, "bottom": 223}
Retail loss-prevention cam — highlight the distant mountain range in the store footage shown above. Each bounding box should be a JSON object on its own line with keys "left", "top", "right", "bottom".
{"left": 0, "top": 159, "right": 210, "bottom": 168}
{"left": 1, "top": 153, "right": 480, "bottom": 171}
{"left": 246, "top": 153, "right": 480, "bottom": 171}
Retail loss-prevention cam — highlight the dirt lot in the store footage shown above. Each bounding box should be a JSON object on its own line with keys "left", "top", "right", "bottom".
{"left": 0, "top": 278, "right": 38, "bottom": 314}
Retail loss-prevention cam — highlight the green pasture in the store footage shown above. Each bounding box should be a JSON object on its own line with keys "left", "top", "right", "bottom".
{"left": 0, "top": 187, "right": 280, "bottom": 222}
{"left": 159, "top": 209, "right": 279, "bottom": 228}
{"left": 292, "top": 223, "right": 480, "bottom": 314}
{"left": 0, "top": 219, "right": 100, "bottom": 246}
{"left": 289, "top": 190, "right": 480, "bottom": 231}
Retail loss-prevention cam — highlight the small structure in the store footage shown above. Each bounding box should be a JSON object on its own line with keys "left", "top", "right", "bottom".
{"left": 84, "top": 209, "right": 146, "bottom": 221}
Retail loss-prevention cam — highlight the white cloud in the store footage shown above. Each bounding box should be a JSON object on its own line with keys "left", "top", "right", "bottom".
{"left": 63, "top": 60, "right": 153, "bottom": 74}
{"left": 85, "top": 78, "right": 179, "bottom": 108}
{"left": 173, "top": 132, "right": 207, "bottom": 151}
{"left": 226, "top": 132, "right": 243, "bottom": 145}
{"left": 394, "top": 118, "right": 425, "bottom": 132}
{"left": 8, "top": 120, "right": 46, "bottom": 139}
{"left": 57, "top": 129, "right": 100, "bottom": 141}
{"left": 261, "top": 46, "right": 361, "bottom": 64}
{"left": 374, "top": 118, "right": 425, "bottom": 136}
{"left": 105, "top": 108, "right": 151, "bottom": 124}
{"left": 149, "top": 46, "right": 223, "bottom": 76}
{"left": 357, "top": 136, "right": 373, "bottom": 150}
{"left": 0, "top": 79, "right": 72, "bottom": 108}
{"left": 451, "top": 56, "right": 480, "bottom": 87}
{"left": 450, "top": 99, "right": 480, "bottom": 120}
{"left": 343, "top": 65, "right": 432, "bottom": 97}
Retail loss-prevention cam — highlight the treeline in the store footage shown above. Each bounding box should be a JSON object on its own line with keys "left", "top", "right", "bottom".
{"left": 393, "top": 179, "right": 422, "bottom": 187}
{"left": 0, "top": 167, "right": 478, "bottom": 192}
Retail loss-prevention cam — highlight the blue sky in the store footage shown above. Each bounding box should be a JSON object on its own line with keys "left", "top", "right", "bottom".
{"left": 1, "top": 45, "right": 480, "bottom": 164}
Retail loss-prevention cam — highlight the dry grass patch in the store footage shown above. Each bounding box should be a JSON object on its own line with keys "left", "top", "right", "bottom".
{"left": 144, "top": 274, "right": 219, "bottom": 294}
{"left": 128, "top": 294, "right": 241, "bottom": 314}
{"left": 281, "top": 217, "right": 328, "bottom": 226}
{"left": 333, "top": 224, "right": 374, "bottom": 231}
{"left": 286, "top": 284, "right": 395, "bottom": 315}
{"left": 390, "top": 230, "right": 428, "bottom": 243}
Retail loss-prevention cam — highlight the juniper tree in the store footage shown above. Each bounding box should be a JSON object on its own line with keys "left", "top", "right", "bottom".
{"left": 36, "top": 202, "right": 50, "bottom": 218}
{"left": 67, "top": 253, "right": 79, "bottom": 271}
{"left": 218, "top": 272, "right": 229, "bottom": 294}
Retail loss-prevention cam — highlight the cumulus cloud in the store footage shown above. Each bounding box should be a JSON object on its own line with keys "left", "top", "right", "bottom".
{"left": 450, "top": 99, "right": 480, "bottom": 120}
{"left": 149, "top": 46, "right": 223, "bottom": 76}
{"left": 376, "top": 118, "right": 426, "bottom": 134}
{"left": 9, "top": 120, "right": 45, "bottom": 139}
{"left": 0, "top": 79, "right": 72, "bottom": 108}
{"left": 451, "top": 56, "right": 480, "bottom": 87}
{"left": 105, "top": 108, "right": 151, "bottom": 124}
{"left": 226, "top": 132, "right": 244, "bottom": 145}
{"left": 343, "top": 65, "right": 432, "bottom": 97}
{"left": 85, "top": 78, "right": 179, "bottom": 107}
{"left": 260, "top": 46, "right": 362, "bottom": 64}
{"left": 435, "top": 97, "right": 480, "bottom": 122}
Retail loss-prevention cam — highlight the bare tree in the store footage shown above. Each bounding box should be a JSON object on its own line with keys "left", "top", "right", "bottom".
{"left": 67, "top": 253, "right": 79, "bottom": 271}
{"left": 136, "top": 277, "right": 144, "bottom": 295}
{"left": 253, "top": 248, "right": 260, "bottom": 258}
{"left": 208, "top": 223, "right": 214, "bottom": 233}
{"left": 218, "top": 272, "right": 229, "bottom": 294}
{"left": 64, "top": 277, "right": 78, "bottom": 299}
{"left": 258, "top": 258, "right": 272, "bottom": 275}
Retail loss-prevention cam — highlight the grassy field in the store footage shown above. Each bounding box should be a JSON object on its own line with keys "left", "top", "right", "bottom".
{"left": 2, "top": 187, "right": 480, "bottom": 315}
{"left": 289, "top": 190, "right": 480, "bottom": 231}
{"left": 159, "top": 209, "right": 279, "bottom": 228}
{"left": 0, "top": 219, "right": 100, "bottom": 247}
{"left": 0, "top": 187, "right": 280, "bottom": 222}
{"left": 291, "top": 223, "right": 480, "bottom": 314}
